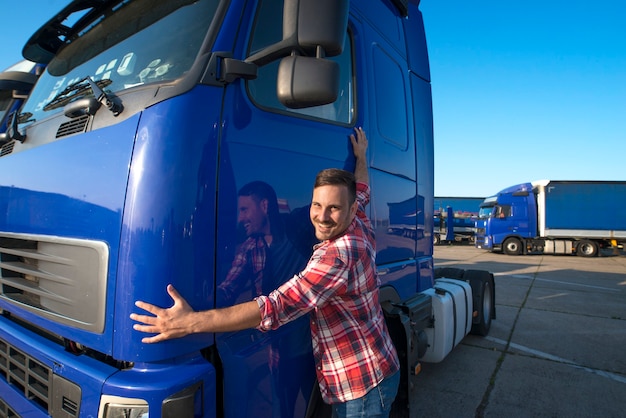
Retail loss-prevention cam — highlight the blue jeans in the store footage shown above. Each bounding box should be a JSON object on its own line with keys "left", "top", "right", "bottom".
{"left": 331, "top": 371, "right": 400, "bottom": 418}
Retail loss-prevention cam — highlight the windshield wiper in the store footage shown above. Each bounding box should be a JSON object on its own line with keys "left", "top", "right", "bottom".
{"left": 43, "top": 77, "right": 123, "bottom": 116}
{"left": 86, "top": 77, "right": 123, "bottom": 116}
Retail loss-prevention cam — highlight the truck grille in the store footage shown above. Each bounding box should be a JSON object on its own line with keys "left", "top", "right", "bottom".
{"left": 0, "top": 233, "right": 108, "bottom": 333}
{"left": 0, "top": 397, "right": 20, "bottom": 417}
{"left": 0, "top": 337, "right": 82, "bottom": 417}
{"left": 0, "top": 339, "right": 51, "bottom": 414}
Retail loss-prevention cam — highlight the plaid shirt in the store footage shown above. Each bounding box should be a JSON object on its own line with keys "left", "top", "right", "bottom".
{"left": 257, "top": 182, "right": 400, "bottom": 403}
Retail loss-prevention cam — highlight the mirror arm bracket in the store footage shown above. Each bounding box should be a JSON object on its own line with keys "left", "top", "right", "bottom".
{"left": 201, "top": 52, "right": 258, "bottom": 86}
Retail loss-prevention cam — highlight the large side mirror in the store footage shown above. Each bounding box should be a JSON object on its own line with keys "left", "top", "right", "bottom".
{"left": 277, "top": 0, "right": 348, "bottom": 108}
{"left": 248, "top": 0, "right": 349, "bottom": 66}
{"left": 245, "top": 0, "right": 349, "bottom": 108}
{"left": 282, "top": 0, "right": 348, "bottom": 58}
{"left": 277, "top": 55, "right": 339, "bottom": 109}
{"left": 0, "top": 71, "right": 39, "bottom": 98}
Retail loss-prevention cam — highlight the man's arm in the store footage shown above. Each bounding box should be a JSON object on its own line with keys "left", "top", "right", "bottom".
{"left": 350, "top": 127, "right": 369, "bottom": 185}
{"left": 131, "top": 284, "right": 261, "bottom": 343}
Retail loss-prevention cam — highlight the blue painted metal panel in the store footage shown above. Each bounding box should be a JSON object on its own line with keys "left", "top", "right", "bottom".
{"left": 0, "top": 115, "right": 136, "bottom": 354}
{"left": 544, "top": 181, "right": 626, "bottom": 231}
{"left": 115, "top": 87, "right": 221, "bottom": 362}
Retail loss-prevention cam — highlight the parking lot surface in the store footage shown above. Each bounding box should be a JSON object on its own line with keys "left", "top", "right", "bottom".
{"left": 412, "top": 244, "right": 626, "bottom": 418}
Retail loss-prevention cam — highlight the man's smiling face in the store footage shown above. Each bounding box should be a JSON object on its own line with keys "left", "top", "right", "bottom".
{"left": 310, "top": 184, "right": 357, "bottom": 241}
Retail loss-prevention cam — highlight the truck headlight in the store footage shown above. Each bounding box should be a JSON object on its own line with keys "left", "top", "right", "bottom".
{"left": 98, "top": 383, "right": 202, "bottom": 418}
{"left": 99, "top": 396, "right": 148, "bottom": 418}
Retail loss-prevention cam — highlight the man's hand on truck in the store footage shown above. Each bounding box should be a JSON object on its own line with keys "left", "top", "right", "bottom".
{"left": 131, "top": 284, "right": 261, "bottom": 343}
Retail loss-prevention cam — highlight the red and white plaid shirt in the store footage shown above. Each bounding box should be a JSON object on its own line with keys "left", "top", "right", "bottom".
{"left": 257, "top": 182, "right": 400, "bottom": 403}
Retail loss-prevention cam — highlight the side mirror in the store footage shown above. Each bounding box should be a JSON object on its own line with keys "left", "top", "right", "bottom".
{"left": 277, "top": 0, "right": 348, "bottom": 108}
{"left": 245, "top": 0, "right": 349, "bottom": 108}
{"left": 0, "top": 71, "right": 39, "bottom": 98}
{"left": 277, "top": 55, "right": 339, "bottom": 108}
{"left": 283, "top": 0, "right": 348, "bottom": 58}
{"left": 247, "top": 0, "right": 349, "bottom": 66}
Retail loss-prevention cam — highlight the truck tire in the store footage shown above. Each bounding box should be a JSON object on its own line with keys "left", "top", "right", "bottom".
{"left": 463, "top": 269, "right": 495, "bottom": 336}
{"left": 503, "top": 237, "right": 522, "bottom": 255}
{"left": 576, "top": 240, "right": 598, "bottom": 257}
{"left": 433, "top": 233, "right": 440, "bottom": 245}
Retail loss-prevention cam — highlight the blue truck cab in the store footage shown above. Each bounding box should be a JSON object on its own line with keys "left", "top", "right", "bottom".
{"left": 0, "top": 1, "right": 494, "bottom": 416}
{"left": 475, "top": 183, "right": 537, "bottom": 253}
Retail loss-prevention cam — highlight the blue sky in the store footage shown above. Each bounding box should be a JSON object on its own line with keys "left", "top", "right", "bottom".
{"left": 2, "top": 1, "right": 625, "bottom": 198}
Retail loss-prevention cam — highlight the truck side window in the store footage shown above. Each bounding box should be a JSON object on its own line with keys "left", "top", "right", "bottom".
{"left": 247, "top": 0, "right": 354, "bottom": 124}
{"left": 494, "top": 205, "right": 511, "bottom": 218}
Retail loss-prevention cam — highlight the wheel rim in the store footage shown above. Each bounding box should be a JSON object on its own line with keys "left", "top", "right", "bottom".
{"left": 579, "top": 241, "right": 596, "bottom": 256}
{"left": 505, "top": 238, "right": 521, "bottom": 254}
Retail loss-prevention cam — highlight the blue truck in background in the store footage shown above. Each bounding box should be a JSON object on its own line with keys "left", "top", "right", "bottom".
{"left": 0, "top": 1, "right": 496, "bottom": 417}
{"left": 0, "top": 60, "right": 43, "bottom": 136}
{"left": 433, "top": 197, "right": 482, "bottom": 245}
{"left": 475, "top": 180, "right": 626, "bottom": 256}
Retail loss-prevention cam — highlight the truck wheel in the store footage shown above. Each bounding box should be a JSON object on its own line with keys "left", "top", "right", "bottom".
{"left": 433, "top": 234, "right": 440, "bottom": 245}
{"left": 576, "top": 240, "right": 598, "bottom": 257}
{"left": 464, "top": 270, "right": 495, "bottom": 336}
{"left": 503, "top": 237, "right": 522, "bottom": 255}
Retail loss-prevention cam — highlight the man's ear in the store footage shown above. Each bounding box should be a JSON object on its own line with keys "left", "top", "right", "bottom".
{"left": 350, "top": 200, "right": 358, "bottom": 218}
{"left": 260, "top": 198, "right": 269, "bottom": 214}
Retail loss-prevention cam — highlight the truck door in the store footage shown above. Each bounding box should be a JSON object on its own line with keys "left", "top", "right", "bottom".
{"left": 213, "top": 2, "right": 356, "bottom": 416}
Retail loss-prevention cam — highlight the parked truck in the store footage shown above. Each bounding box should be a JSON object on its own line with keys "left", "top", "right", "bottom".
{"left": 475, "top": 180, "right": 626, "bottom": 256}
{"left": 0, "top": 1, "right": 495, "bottom": 417}
{"left": 433, "top": 197, "right": 482, "bottom": 245}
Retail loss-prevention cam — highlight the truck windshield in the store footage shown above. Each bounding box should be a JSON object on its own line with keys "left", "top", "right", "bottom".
{"left": 478, "top": 206, "right": 494, "bottom": 219}
{"left": 20, "top": 0, "right": 219, "bottom": 123}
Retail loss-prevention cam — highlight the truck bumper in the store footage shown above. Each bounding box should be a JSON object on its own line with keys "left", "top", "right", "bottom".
{"left": 0, "top": 315, "right": 216, "bottom": 417}
{"left": 475, "top": 235, "right": 493, "bottom": 250}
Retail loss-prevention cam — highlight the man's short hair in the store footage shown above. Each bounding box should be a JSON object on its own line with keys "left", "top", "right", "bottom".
{"left": 314, "top": 168, "right": 357, "bottom": 204}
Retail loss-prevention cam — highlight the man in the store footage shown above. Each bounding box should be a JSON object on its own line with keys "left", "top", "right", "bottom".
{"left": 131, "top": 127, "right": 400, "bottom": 417}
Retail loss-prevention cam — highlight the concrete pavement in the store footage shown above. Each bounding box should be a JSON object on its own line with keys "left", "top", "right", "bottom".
{"left": 411, "top": 244, "right": 626, "bottom": 418}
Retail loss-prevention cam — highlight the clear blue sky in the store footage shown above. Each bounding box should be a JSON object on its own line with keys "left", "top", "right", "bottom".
{"left": 2, "top": 1, "right": 625, "bottom": 198}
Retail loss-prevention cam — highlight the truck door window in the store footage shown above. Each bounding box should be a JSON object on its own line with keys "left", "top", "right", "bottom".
{"left": 494, "top": 205, "right": 511, "bottom": 218}
{"left": 247, "top": 0, "right": 354, "bottom": 124}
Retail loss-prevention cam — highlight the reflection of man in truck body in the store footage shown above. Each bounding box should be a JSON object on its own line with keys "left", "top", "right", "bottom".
{"left": 217, "top": 180, "right": 308, "bottom": 306}
{"left": 218, "top": 180, "right": 311, "bottom": 417}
